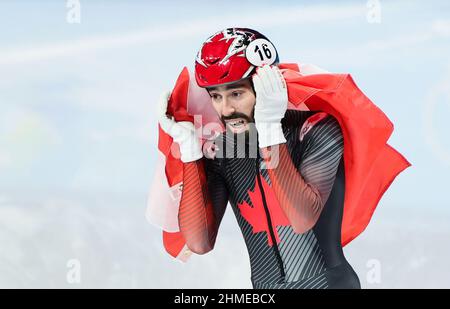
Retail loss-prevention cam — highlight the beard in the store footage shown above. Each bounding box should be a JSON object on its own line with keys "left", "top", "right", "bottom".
{"left": 222, "top": 108, "right": 254, "bottom": 130}
{"left": 221, "top": 109, "right": 258, "bottom": 147}
{"left": 221, "top": 110, "right": 254, "bottom": 126}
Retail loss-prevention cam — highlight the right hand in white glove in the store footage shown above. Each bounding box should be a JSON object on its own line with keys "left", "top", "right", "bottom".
{"left": 158, "top": 90, "right": 203, "bottom": 163}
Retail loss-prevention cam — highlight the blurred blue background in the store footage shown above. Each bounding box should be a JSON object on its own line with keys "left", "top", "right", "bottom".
{"left": 0, "top": 0, "right": 449, "bottom": 288}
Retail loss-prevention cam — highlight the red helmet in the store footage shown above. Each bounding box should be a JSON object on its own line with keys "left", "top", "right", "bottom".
{"left": 195, "top": 28, "right": 279, "bottom": 88}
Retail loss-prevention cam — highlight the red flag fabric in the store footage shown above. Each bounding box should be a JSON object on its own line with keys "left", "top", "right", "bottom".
{"left": 153, "top": 63, "right": 411, "bottom": 260}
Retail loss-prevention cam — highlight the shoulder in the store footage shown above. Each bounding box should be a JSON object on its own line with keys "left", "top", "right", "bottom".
{"left": 300, "top": 113, "right": 343, "bottom": 158}
{"left": 281, "top": 110, "right": 342, "bottom": 144}
{"left": 281, "top": 110, "right": 316, "bottom": 141}
{"left": 300, "top": 113, "right": 342, "bottom": 142}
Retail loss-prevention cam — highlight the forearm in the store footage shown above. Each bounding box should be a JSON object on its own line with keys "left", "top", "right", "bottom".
{"left": 261, "top": 144, "right": 323, "bottom": 233}
{"left": 178, "top": 160, "right": 217, "bottom": 254}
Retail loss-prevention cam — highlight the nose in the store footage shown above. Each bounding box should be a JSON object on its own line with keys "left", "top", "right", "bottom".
{"left": 221, "top": 97, "right": 235, "bottom": 117}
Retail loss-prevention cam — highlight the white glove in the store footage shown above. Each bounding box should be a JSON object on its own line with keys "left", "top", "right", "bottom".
{"left": 252, "top": 65, "right": 288, "bottom": 148}
{"left": 158, "top": 90, "right": 203, "bottom": 163}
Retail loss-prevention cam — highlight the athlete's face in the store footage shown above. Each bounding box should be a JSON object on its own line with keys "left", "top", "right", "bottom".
{"left": 207, "top": 79, "right": 256, "bottom": 134}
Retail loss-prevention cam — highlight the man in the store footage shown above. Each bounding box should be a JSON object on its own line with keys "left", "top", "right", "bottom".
{"left": 158, "top": 28, "right": 361, "bottom": 289}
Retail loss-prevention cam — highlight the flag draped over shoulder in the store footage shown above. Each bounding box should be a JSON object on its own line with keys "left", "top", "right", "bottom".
{"left": 146, "top": 63, "right": 411, "bottom": 262}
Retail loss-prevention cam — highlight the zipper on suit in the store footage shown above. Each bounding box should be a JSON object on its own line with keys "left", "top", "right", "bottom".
{"left": 255, "top": 153, "right": 286, "bottom": 279}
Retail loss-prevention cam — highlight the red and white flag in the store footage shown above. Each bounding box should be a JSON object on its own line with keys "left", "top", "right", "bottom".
{"left": 146, "top": 63, "right": 411, "bottom": 262}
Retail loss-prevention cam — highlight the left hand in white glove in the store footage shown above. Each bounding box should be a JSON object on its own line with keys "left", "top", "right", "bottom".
{"left": 252, "top": 65, "right": 288, "bottom": 148}
{"left": 158, "top": 90, "right": 203, "bottom": 163}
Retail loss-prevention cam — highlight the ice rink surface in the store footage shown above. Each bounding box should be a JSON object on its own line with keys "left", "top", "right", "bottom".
{"left": 0, "top": 192, "right": 448, "bottom": 288}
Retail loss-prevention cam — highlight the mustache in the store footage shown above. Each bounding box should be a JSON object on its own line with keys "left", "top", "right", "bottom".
{"left": 221, "top": 112, "right": 253, "bottom": 123}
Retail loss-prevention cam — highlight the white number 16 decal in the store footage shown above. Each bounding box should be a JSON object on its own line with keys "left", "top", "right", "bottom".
{"left": 246, "top": 38, "right": 277, "bottom": 67}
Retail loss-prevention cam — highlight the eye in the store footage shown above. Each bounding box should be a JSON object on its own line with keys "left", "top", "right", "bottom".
{"left": 210, "top": 93, "right": 221, "bottom": 101}
{"left": 232, "top": 91, "right": 242, "bottom": 98}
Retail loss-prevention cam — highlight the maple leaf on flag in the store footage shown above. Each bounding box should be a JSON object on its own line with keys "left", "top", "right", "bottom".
{"left": 238, "top": 175, "right": 290, "bottom": 246}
